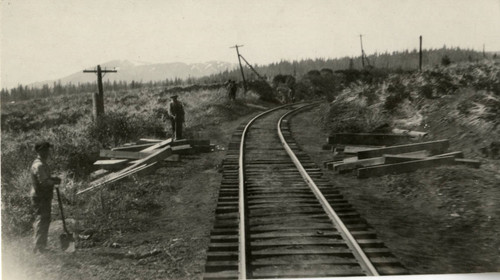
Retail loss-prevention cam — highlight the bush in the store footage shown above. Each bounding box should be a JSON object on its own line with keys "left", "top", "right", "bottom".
{"left": 441, "top": 55, "right": 452, "bottom": 66}
{"left": 247, "top": 80, "right": 278, "bottom": 103}
{"left": 86, "top": 111, "right": 165, "bottom": 148}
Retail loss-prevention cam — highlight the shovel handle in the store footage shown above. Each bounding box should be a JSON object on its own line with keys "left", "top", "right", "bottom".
{"left": 55, "top": 187, "right": 70, "bottom": 235}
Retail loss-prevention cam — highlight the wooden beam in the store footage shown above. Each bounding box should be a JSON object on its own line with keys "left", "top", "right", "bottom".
{"left": 328, "top": 133, "right": 412, "bottom": 146}
{"left": 87, "top": 145, "right": 174, "bottom": 190}
{"left": 383, "top": 154, "right": 425, "bottom": 164}
{"left": 78, "top": 162, "right": 157, "bottom": 195}
{"left": 112, "top": 143, "right": 156, "bottom": 152}
{"left": 396, "top": 150, "right": 431, "bottom": 158}
{"left": 100, "top": 150, "right": 152, "bottom": 159}
{"left": 455, "top": 158, "right": 481, "bottom": 168}
{"left": 324, "top": 160, "right": 343, "bottom": 169}
{"left": 330, "top": 157, "right": 386, "bottom": 172}
{"left": 384, "top": 151, "right": 464, "bottom": 164}
{"left": 136, "top": 138, "right": 163, "bottom": 144}
{"left": 343, "top": 145, "right": 382, "bottom": 154}
{"left": 391, "top": 128, "right": 428, "bottom": 138}
{"left": 140, "top": 138, "right": 173, "bottom": 152}
{"left": 433, "top": 151, "right": 464, "bottom": 159}
{"left": 357, "top": 139, "right": 449, "bottom": 159}
{"left": 93, "top": 159, "right": 129, "bottom": 170}
{"left": 357, "top": 156, "right": 456, "bottom": 178}
{"left": 90, "top": 169, "right": 111, "bottom": 180}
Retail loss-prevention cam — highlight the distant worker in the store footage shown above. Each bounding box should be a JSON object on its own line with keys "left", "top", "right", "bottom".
{"left": 226, "top": 79, "right": 237, "bottom": 101}
{"left": 31, "top": 141, "right": 61, "bottom": 253}
{"left": 168, "top": 95, "right": 185, "bottom": 140}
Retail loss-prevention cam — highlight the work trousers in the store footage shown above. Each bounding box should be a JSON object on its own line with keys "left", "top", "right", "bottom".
{"left": 32, "top": 195, "right": 52, "bottom": 251}
{"left": 170, "top": 118, "right": 184, "bottom": 140}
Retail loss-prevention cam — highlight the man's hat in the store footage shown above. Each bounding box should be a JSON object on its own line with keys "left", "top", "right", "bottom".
{"left": 171, "top": 95, "right": 178, "bottom": 99}
{"left": 34, "top": 141, "right": 52, "bottom": 152}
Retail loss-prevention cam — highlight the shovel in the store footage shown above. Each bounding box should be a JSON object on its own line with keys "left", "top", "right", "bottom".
{"left": 55, "top": 186, "right": 76, "bottom": 252}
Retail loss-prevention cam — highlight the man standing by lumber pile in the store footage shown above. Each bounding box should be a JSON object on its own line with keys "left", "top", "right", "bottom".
{"left": 30, "top": 141, "right": 61, "bottom": 253}
{"left": 168, "top": 95, "right": 185, "bottom": 140}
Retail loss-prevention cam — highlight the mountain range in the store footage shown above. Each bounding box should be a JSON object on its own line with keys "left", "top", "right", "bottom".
{"left": 33, "top": 60, "right": 237, "bottom": 86}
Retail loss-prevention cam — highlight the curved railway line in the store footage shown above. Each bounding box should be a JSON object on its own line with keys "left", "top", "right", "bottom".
{"left": 204, "top": 102, "right": 408, "bottom": 279}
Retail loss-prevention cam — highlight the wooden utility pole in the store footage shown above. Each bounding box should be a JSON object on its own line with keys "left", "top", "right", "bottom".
{"left": 230, "top": 45, "right": 247, "bottom": 91}
{"left": 239, "top": 55, "right": 267, "bottom": 82}
{"left": 83, "top": 65, "right": 117, "bottom": 120}
{"left": 360, "top": 35, "right": 365, "bottom": 68}
{"left": 419, "top": 35, "right": 423, "bottom": 71}
{"left": 483, "top": 44, "right": 486, "bottom": 58}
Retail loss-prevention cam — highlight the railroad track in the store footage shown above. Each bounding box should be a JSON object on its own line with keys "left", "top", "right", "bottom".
{"left": 204, "top": 103, "right": 407, "bottom": 279}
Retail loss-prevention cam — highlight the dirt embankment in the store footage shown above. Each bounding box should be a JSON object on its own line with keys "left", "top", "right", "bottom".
{"left": 291, "top": 93, "right": 500, "bottom": 274}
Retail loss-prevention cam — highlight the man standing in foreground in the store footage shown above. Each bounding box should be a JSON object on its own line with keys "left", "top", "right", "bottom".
{"left": 31, "top": 141, "right": 61, "bottom": 253}
{"left": 168, "top": 95, "right": 185, "bottom": 140}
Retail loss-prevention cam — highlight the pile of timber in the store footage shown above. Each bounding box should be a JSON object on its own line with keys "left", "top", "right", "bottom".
{"left": 323, "top": 133, "right": 481, "bottom": 179}
{"left": 77, "top": 138, "right": 213, "bottom": 195}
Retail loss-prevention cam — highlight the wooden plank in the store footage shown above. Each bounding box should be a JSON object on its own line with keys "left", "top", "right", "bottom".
{"left": 384, "top": 151, "right": 462, "bottom": 165}
{"left": 333, "top": 157, "right": 385, "bottom": 173}
{"left": 130, "top": 154, "right": 181, "bottom": 164}
{"left": 172, "top": 144, "right": 191, "bottom": 151}
{"left": 433, "top": 151, "right": 464, "bottom": 159}
{"left": 140, "top": 138, "right": 173, "bottom": 152}
{"left": 165, "top": 154, "right": 180, "bottom": 162}
{"left": 392, "top": 128, "right": 428, "bottom": 138}
{"left": 455, "top": 158, "right": 481, "bottom": 168}
{"left": 90, "top": 169, "right": 111, "bottom": 180}
{"left": 93, "top": 159, "right": 129, "bottom": 170}
{"left": 357, "top": 156, "right": 456, "bottom": 178}
{"left": 120, "top": 145, "right": 174, "bottom": 174}
{"left": 324, "top": 160, "right": 343, "bottom": 169}
{"left": 78, "top": 162, "right": 157, "bottom": 195}
{"left": 343, "top": 145, "right": 382, "bottom": 154}
{"left": 328, "top": 133, "right": 412, "bottom": 146}
{"left": 112, "top": 143, "right": 155, "bottom": 152}
{"left": 397, "top": 150, "right": 430, "bottom": 158}
{"left": 88, "top": 145, "right": 174, "bottom": 190}
{"left": 357, "top": 139, "right": 449, "bottom": 159}
{"left": 137, "top": 138, "right": 163, "bottom": 144}
{"left": 383, "top": 154, "right": 425, "bottom": 164}
{"left": 99, "top": 149, "right": 152, "bottom": 159}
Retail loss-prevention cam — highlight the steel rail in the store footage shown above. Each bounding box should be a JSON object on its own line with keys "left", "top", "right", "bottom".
{"left": 238, "top": 102, "right": 304, "bottom": 280}
{"left": 277, "top": 103, "right": 380, "bottom": 276}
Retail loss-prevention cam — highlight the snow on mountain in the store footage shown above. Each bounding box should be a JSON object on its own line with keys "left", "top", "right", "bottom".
{"left": 33, "top": 60, "right": 237, "bottom": 87}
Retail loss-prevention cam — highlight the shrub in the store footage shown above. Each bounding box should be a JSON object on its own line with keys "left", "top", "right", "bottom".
{"left": 247, "top": 80, "right": 277, "bottom": 103}
{"left": 441, "top": 55, "right": 452, "bottom": 66}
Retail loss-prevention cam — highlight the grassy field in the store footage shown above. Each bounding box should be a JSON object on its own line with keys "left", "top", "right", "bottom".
{"left": 1, "top": 85, "right": 264, "bottom": 236}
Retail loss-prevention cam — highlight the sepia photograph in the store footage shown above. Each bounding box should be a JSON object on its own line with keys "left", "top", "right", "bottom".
{"left": 1, "top": 0, "right": 499, "bottom": 279}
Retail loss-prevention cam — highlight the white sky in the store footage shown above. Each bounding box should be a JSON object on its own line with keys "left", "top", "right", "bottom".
{"left": 1, "top": 0, "right": 499, "bottom": 89}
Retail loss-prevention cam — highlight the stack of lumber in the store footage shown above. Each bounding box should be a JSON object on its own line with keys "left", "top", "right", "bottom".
{"left": 323, "top": 133, "right": 481, "bottom": 179}
{"left": 78, "top": 138, "right": 213, "bottom": 195}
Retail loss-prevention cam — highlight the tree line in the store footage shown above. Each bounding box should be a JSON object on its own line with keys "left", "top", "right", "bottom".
{"left": 1, "top": 47, "right": 493, "bottom": 102}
